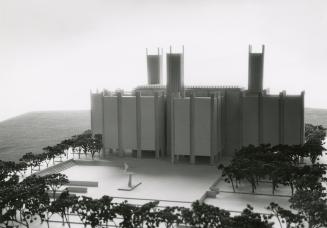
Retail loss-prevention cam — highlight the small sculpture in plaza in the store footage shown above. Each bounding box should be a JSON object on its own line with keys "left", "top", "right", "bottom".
{"left": 123, "top": 162, "right": 129, "bottom": 173}
{"left": 118, "top": 162, "right": 142, "bottom": 191}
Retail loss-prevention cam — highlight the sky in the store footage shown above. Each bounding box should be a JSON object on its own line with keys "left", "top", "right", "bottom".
{"left": 0, "top": 0, "right": 327, "bottom": 121}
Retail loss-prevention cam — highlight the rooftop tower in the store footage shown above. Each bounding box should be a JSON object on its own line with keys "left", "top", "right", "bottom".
{"left": 146, "top": 48, "right": 163, "bottom": 85}
{"left": 166, "top": 47, "right": 184, "bottom": 96}
{"left": 248, "top": 45, "right": 264, "bottom": 93}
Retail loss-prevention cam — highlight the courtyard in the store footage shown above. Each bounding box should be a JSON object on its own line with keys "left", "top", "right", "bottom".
{"left": 60, "top": 157, "right": 219, "bottom": 208}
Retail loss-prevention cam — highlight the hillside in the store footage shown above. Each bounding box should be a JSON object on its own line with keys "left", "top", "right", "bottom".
{"left": 0, "top": 108, "right": 325, "bottom": 162}
{"left": 305, "top": 108, "right": 327, "bottom": 127}
{"left": 0, "top": 110, "right": 90, "bottom": 161}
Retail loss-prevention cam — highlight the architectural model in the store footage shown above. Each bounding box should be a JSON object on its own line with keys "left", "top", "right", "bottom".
{"left": 91, "top": 46, "right": 304, "bottom": 164}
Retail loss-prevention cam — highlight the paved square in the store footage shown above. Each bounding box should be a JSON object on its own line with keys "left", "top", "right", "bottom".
{"left": 61, "top": 157, "right": 219, "bottom": 207}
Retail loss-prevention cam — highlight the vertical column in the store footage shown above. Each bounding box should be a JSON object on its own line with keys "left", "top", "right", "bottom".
{"left": 117, "top": 92, "right": 124, "bottom": 156}
{"left": 90, "top": 90, "right": 93, "bottom": 135}
{"left": 279, "top": 91, "right": 286, "bottom": 144}
{"left": 210, "top": 94, "right": 216, "bottom": 165}
{"left": 239, "top": 91, "right": 244, "bottom": 147}
{"left": 136, "top": 92, "right": 142, "bottom": 159}
{"left": 154, "top": 92, "right": 160, "bottom": 159}
{"left": 216, "top": 94, "right": 222, "bottom": 160}
{"left": 101, "top": 91, "right": 105, "bottom": 158}
{"left": 190, "top": 93, "right": 195, "bottom": 164}
{"left": 90, "top": 92, "right": 104, "bottom": 135}
{"left": 166, "top": 95, "right": 171, "bottom": 156}
{"left": 160, "top": 93, "right": 166, "bottom": 156}
{"left": 222, "top": 90, "right": 228, "bottom": 156}
{"left": 105, "top": 89, "right": 113, "bottom": 156}
{"left": 300, "top": 91, "right": 305, "bottom": 145}
{"left": 175, "top": 93, "right": 181, "bottom": 163}
{"left": 258, "top": 92, "right": 263, "bottom": 145}
{"left": 170, "top": 95, "right": 175, "bottom": 164}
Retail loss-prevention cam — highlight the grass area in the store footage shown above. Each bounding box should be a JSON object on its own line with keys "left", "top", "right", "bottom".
{"left": 0, "top": 110, "right": 90, "bottom": 161}
{"left": 305, "top": 107, "right": 327, "bottom": 127}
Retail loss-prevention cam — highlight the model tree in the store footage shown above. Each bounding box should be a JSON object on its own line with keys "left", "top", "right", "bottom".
{"left": 20, "top": 152, "right": 38, "bottom": 174}
{"left": 231, "top": 205, "right": 273, "bottom": 228}
{"left": 44, "top": 173, "right": 69, "bottom": 199}
{"left": 97, "top": 196, "right": 117, "bottom": 228}
{"left": 49, "top": 190, "right": 77, "bottom": 228}
{"left": 290, "top": 187, "right": 327, "bottom": 228}
{"left": 266, "top": 202, "right": 304, "bottom": 228}
{"left": 4, "top": 175, "right": 50, "bottom": 228}
{"left": 304, "top": 124, "right": 326, "bottom": 164}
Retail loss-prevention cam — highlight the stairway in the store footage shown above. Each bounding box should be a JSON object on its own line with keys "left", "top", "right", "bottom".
{"left": 36, "top": 159, "right": 76, "bottom": 177}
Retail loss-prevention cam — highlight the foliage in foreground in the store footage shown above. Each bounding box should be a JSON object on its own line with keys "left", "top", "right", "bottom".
{"left": 1, "top": 124, "right": 327, "bottom": 227}
{"left": 219, "top": 124, "right": 327, "bottom": 228}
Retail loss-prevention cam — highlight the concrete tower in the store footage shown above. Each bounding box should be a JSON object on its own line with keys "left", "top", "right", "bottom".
{"left": 146, "top": 49, "right": 163, "bottom": 84}
{"left": 248, "top": 45, "right": 264, "bottom": 93}
{"left": 166, "top": 48, "right": 184, "bottom": 96}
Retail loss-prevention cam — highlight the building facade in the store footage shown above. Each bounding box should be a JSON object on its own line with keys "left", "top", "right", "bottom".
{"left": 91, "top": 46, "right": 305, "bottom": 164}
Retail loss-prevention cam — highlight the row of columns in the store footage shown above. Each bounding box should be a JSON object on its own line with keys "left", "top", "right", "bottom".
{"left": 112, "top": 91, "right": 164, "bottom": 158}
{"left": 169, "top": 93, "right": 220, "bottom": 164}
{"left": 101, "top": 89, "right": 304, "bottom": 162}
{"left": 237, "top": 90, "right": 305, "bottom": 147}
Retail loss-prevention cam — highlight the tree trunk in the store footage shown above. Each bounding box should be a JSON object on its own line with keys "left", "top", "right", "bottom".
{"left": 290, "top": 184, "right": 294, "bottom": 196}
{"left": 64, "top": 213, "right": 71, "bottom": 228}
{"left": 52, "top": 189, "right": 56, "bottom": 200}
{"left": 229, "top": 177, "right": 235, "bottom": 192}
{"left": 308, "top": 221, "right": 313, "bottom": 228}
{"left": 272, "top": 181, "right": 276, "bottom": 195}
{"left": 46, "top": 219, "right": 50, "bottom": 228}
{"left": 22, "top": 216, "right": 30, "bottom": 228}
{"left": 275, "top": 216, "right": 282, "bottom": 228}
{"left": 61, "top": 213, "right": 65, "bottom": 226}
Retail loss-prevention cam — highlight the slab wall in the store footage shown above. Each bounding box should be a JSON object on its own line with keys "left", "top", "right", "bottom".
{"left": 216, "top": 96, "right": 223, "bottom": 156}
{"left": 223, "top": 90, "right": 241, "bottom": 156}
{"left": 173, "top": 98, "right": 190, "bottom": 155}
{"left": 141, "top": 97, "right": 155, "bottom": 150}
{"left": 283, "top": 96, "right": 303, "bottom": 145}
{"left": 172, "top": 96, "right": 220, "bottom": 162}
{"left": 240, "top": 94, "right": 304, "bottom": 147}
{"left": 91, "top": 93, "right": 103, "bottom": 135}
{"left": 262, "top": 96, "right": 280, "bottom": 145}
{"left": 242, "top": 95, "right": 259, "bottom": 146}
{"left": 100, "top": 95, "right": 163, "bottom": 154}
{"left": 121, "top": 97, "right": 137, "bottom": 149}
{"left": 103, "top": 96, "right": 118, "bottom": 149}
{"left": 193, "top": 98, "right": 211, "bottom": 156}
